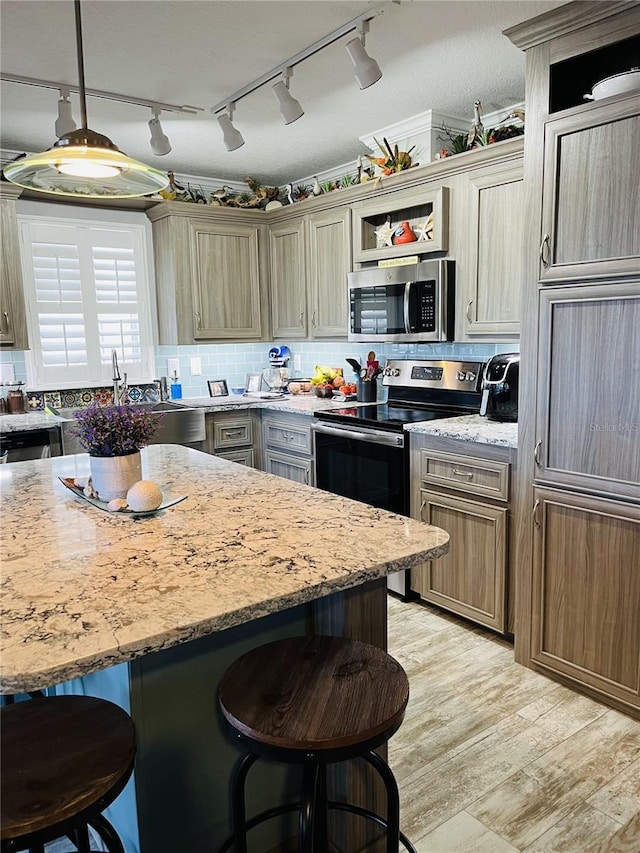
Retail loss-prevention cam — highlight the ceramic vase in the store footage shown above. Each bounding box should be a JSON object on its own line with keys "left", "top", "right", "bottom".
{"left": 90, "top": 451, "right": 142, "bottom": 502}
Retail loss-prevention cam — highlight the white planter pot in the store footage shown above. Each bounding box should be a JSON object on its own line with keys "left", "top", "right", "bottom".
{"left": 90, "top": 452, "right": 142, "bottom": 502}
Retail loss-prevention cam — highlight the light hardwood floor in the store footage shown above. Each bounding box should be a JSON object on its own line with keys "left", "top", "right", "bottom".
{"left": 387, "top": 595, "right": 640, "bottom": 853}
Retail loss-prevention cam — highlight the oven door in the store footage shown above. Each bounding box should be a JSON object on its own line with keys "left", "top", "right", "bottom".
{"left": 312, "top": 421, "right": 411, "bottom": 596}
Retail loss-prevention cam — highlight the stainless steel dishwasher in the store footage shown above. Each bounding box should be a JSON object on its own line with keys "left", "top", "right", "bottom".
{"left": 0, "top": 427, "right": 62, "bottom": 463}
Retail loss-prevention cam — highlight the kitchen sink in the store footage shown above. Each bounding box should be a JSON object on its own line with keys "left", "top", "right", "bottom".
{"left": 57, "top": 401, "right": 206, "bottom": 455}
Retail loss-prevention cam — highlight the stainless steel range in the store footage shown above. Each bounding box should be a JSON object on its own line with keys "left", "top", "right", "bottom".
{"left": 312, "top": 359, "right": 485, "bottom": 597}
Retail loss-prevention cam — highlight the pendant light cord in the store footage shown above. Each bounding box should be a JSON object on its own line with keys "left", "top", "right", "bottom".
{"left": 74, "top": 0, "right": 88, "bottom": 130}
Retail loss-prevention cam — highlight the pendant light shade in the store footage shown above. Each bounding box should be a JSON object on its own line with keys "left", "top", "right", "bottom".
{"left": 272, "top": 77, "right": 304, "bottom": 125}
{"left": 345, "top": 36, "right": 382, "bottom": 90}
{"left": 3, "top": 0, "right": 168, "bottom": 198}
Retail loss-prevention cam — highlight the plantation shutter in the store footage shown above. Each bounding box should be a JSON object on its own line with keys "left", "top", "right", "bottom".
{"left": 19, "top": 218, "right": 153, "bottom": 387}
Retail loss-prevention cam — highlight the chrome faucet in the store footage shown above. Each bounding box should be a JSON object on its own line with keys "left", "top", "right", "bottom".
{"left": 111, "top": 349, "right": 122, "bottom": 405}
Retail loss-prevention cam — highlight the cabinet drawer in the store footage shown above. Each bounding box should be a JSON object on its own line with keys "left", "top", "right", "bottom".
{"left": 420, "top": 449, "right": 509, "bottom": 501}
{"left": 263, "top": 416, "right": 312, "bottom": 455}
{"left": 216, "top": 448, "right": 255, "bottom": 467}
{"left": 213, "top": 416, "right": 253, "bottom": 449}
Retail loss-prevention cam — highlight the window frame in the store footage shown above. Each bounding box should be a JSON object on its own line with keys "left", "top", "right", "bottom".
{"left": 17, "top": 205, "right": 157, "bottom": 390}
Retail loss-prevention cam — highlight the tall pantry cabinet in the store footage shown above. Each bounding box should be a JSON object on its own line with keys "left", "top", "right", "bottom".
{"left": 506, "top": 2, "right": 640, "bottom": 718}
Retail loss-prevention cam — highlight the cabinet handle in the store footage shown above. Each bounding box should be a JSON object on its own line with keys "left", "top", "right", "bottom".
{"left": 452, "top": 469, "right": 474, "bottom": 478}
{"left": 195, "top": 312, "right": 202, "bottom": 330}
{"left": 312, "top": 310, "right": 316, "bottom": 327}
{"left": 540, "top": 234, "right": 551, "bottom": 268}
{"left": 299, "top": 310, "right": 304, "bottom": 324}
{"left": 419, "top": 498, "right": 426, "bottom": 519}
{"left": 282, "top": 431, "right": 295, "bottom": 442}
{"left": 224, "top": 429, "right": 243, "bottom": 438}
{"left": 534, "top": 439, "right": 543, "bottom": 467}
{"left": 465, "top": 300, "right": 473, "bottom": 323}
{"left": 532, "top": 499, "right": 541, "bottom": 529}
{"left": 2, "top": 311, "right": 9, "bottom": 333}
{"left": 304, "top": 469, "right": 309, "bottom": 485}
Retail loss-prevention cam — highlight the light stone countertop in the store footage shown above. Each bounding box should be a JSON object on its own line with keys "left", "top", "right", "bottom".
{"left": 0, "top": 412, "right": 63, "bottom": 432}
{"left": 0, "top": 444, "right": 449, "bottom": 693}
{"left": 405, "top": 414, "right": 518, "bottom": 448}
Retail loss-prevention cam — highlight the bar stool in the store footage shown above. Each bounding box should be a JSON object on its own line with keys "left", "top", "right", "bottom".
{"left": 1, "top": 695, "right": 136, "bottom": 853}
{"left": 217, "top": 635, "right": 417, "bottom": 853}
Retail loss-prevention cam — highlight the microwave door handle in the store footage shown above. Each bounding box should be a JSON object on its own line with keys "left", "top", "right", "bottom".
{"left": 403, "top": 281, "right": 413, "bottom": 333}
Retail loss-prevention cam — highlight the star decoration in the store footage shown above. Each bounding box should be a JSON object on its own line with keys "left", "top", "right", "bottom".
{"left": 374, "top": 218, "right": 394, "bottom": 248}
{"left": 415, "top": 212, "right": 434, "bottom": 242}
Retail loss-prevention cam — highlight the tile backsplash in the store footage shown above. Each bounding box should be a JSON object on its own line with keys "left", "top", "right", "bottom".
{"left": 2, "top": 340, "right": 519, "bottom": 405}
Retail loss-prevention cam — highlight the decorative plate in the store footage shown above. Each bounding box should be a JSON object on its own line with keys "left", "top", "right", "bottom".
{"left": 58, "top": 477, "right": 187, "bottom": 517}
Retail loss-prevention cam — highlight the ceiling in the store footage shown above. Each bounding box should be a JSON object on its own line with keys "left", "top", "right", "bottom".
{"left": 0, "top": 0, "right": 565, "bottom": 187}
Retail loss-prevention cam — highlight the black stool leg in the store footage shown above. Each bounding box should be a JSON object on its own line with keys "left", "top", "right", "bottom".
{"left": 70, "top": 825, "right": 91, "bottom": 853}
{"left": 88, "top": 813, "right": 126, "bottom": 853}
{"left": 229, "top": 752, "right": 259, "bottom": 853}
{"left": 362, "top": 750, "right": 400, "bottom": 853}
{"left": 313, "top": 764, "right": 329, "bottom": 852}
{"left": 298, "top": 759, "right": 329, "bottom": 853}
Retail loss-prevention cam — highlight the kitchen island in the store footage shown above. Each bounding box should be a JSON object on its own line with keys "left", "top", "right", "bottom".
{"left": 0, "top": 445, "right": 449, "bottom": 852}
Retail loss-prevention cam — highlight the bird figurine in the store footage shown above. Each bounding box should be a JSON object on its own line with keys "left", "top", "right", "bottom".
{"left": 160, "top": 170, "right": 186, "bottom": 200}
{"left": 285, "top": 183, "right": 294, "bottom": 205}
{"left": 466, "top": 101, "right": 484, "bottom": 149}
{"left": 312, "top": 176, "right": 322, "bottom": 196}
{"left": 211, "top": 185, "right": 231, "bottom": 205}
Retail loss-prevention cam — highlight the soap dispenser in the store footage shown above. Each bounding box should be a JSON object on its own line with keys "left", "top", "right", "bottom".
{"left": 170, "top": 371, "right": 183, "bottom": 400}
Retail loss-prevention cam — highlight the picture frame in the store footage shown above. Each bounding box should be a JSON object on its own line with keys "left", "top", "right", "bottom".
{"left": 245, "top": 372, "right": 262, "bottom": 393}
{"left": 207, "top": 379, "right": 229, "bottom": 397}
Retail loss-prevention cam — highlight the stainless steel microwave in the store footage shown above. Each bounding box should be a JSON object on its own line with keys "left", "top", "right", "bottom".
{"left": 347, "top": 259, "right": 454, "bottom": 343}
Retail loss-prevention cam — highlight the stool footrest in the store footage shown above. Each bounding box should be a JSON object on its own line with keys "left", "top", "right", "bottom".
{"left": 215, "top": 799, "right": 418, "bottom": 853}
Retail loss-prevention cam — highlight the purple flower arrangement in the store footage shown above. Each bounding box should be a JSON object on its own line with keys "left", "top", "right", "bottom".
{"left": 71, "top": 404, "right": 158, "bottom": 457}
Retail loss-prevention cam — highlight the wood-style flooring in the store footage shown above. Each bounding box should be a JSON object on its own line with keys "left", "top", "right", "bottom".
{"left": 387, "top": 595, "right": 640, "bottom": 853}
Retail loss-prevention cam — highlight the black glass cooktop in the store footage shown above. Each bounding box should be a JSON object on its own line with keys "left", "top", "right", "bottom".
{"left": 314, "top": 403, "right": 465, "bottom": 432}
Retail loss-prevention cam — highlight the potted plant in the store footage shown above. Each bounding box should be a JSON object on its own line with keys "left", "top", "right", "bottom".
{"left": 70, "top": 403, "right": 158, "bottom": 501}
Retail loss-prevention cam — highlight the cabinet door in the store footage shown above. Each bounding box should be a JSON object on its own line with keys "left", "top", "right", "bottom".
{"left": 190, "top": 220, "right": 262, "bottom": 340}
{"left": 531, "top": 486, "right": 640, "bottom": 713}
{"left": 540, "top": 97, "right": 640, "bottom": 282}
{"left": 535, "top": 281, "right": 640, "bottom": 501}
{"left": 269, "top": 218, "right": 307, "bottom": 339}
{"left": 0, "top": 188, "right": 28, "bottom": 349}
{"left": 415, "top": 489, "right": 507, "bottom": 633}
{"left": 307, "top": 208, "right": 351, "bottom": 338}
{"left": 264, "top": 449, "right": 313, "bottom": 485}
{"left": 215, "top": 448, "right": 255, "bottom": 467}
{"left": 463, "top": 164, "right": 523, "bottom": 337}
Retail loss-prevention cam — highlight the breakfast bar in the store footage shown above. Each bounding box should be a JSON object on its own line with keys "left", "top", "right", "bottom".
{"left": 0, "top": 444, "right": 449, "bottom": 852}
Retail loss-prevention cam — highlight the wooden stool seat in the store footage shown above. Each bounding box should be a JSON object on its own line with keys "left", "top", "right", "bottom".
{"left": 219, "top": 634, "right": 409, "bottom": 754}
{"left": 218, "top": 636, "right": 415, "bottom": 853}
{"left": 1, "top": 695, "right": 135, "bottom": 850}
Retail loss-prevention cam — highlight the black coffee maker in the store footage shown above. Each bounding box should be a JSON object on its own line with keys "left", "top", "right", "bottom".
{"left": 480, "top": 354, "right": 519, "bottom": 422}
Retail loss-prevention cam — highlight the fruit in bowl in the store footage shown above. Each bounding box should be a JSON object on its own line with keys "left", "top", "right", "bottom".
{"left": 313, "top": 384, "right": 334, "bottom": 398}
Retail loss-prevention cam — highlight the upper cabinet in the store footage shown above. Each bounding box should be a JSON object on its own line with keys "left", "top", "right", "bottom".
{"left": 457, "top": 156, "right": 524, "bottom": 339}
{"left": 0, "top": 185, "right": 29, "bottom": 350}
{"left": 269, "top": 207, "right": 351, "bottom": 340}
{"left": 352, "top": 185, "right": 448, "bottom": 264}
{"left": 540, "top": 96, "right": 640, "bottom": 282}
{"left": 146, "top": 204, "right": 267, "bottom": 345}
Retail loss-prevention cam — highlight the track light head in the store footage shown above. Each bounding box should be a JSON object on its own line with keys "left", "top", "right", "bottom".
{"left": 217, "top": 105, "right": 244, "bottom": 152}
{"left": 346, "top": 21, "right": 382, "bottom": 90}
{"left": 148, "top": 108, "right": 172, "bottom": 156}
{"left": 55, "top": 88, "right": 77, "bottom": 138}
{"left": 272, "top": 70, "right": 304, "bottom": 125}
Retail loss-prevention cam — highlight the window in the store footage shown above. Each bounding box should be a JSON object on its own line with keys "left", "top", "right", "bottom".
{"left": 18, "top": 215, "right": 154, "bottom": 388}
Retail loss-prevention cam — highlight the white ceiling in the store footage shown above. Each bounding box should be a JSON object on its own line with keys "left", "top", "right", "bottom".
{"left": 0, "top": 0, "right": 565, "bottom": 186}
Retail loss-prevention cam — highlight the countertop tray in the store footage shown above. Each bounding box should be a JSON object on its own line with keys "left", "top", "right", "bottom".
{"left": 59, "top": 477, "right": 187, "bottom": 517}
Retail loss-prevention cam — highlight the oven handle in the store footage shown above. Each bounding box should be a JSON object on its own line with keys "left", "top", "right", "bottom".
{"left": 312, "top": 422, "right": 404, "bottom": 448}
{"left": 403, "top": 281, "right": 413, "bottom": 333}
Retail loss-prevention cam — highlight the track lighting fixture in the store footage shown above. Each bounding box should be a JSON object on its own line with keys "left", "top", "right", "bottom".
{"left": 272, "top": 69, "right": 304, "bottom": 125}
{"left": 3, "top": 0, "right": 168, "bottom": 198}
{"left": 346, "top": 20, "right": 383, "bottom": 90}
{"left": 217, "top": 104, "right": 245, "bottom": 152}
{"left": 210, "top": 8, "right": 384, "bottom": 150}
{"left": 55, "top": 87, "right": 76, "bottom": 138}
{"left": 148, "top": 107, "right": 172, "bottom": 156}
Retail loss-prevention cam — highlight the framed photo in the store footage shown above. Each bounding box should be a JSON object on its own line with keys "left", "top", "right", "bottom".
{"left": 245, "top": 372, "right": 262, "bottom": 393}
{"left": 207, "top": 379, "right": 229, "bottom": 397}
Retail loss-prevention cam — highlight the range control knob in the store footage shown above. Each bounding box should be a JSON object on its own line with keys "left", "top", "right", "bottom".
{"left": 466, "top": 372, "right": 476, "bottom": 382}
{"left": 457, "top": 371, "right": 466, "bottom": 381}
{"left": 393, "top": 368, "right": 401, "bottom": 377}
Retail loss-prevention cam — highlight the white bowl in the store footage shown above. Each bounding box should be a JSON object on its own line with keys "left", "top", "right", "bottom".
{"left": 584, "top": 68, "right": 640, "bottom": 101}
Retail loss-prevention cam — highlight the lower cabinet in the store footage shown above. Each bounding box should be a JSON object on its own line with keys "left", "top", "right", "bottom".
{"left": 410, "top": 438, "right": 512, "bottom": 634}
{"left": 205, "top": 411, "right": 257, "bottom": 467}
{"left": 262, "top": 412, "right": 314, "bottom": 485}
{"left": 531, "top": 486, "right": 640, "bottom": 715}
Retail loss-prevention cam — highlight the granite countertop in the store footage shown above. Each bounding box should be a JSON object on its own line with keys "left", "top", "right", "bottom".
{"left": 0, "top": 445, "right": 449, "bottom": 693}
{"left": 405, "top": 414, "right": 518, "bottom": 448}
{"left": 0, "top": 412, "right": 63, "bottom": 432}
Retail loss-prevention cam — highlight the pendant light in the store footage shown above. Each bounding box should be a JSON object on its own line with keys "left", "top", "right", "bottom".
{"left": 3, "top": 0, "right": 169, "bottom": 198}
